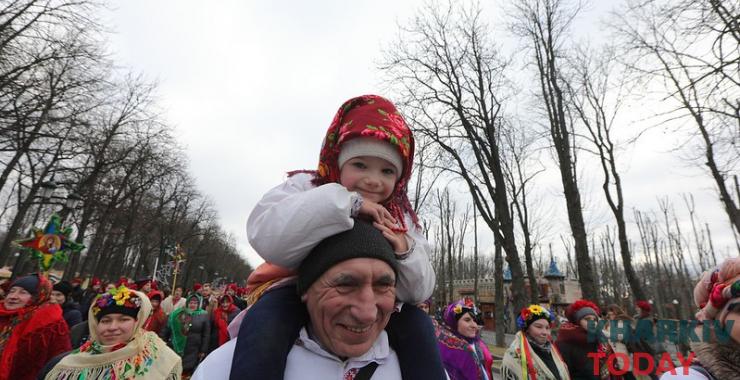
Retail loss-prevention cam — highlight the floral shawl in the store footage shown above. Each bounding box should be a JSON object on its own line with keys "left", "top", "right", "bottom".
{"left": 44, "top": 289, "right": 182, "bottom": 380}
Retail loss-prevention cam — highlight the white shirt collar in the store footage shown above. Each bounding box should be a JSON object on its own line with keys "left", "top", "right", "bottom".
{"left": 295, "top": 326, "right": 392, "bottom": 365}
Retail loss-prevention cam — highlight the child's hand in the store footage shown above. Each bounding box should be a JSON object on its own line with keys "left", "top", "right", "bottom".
{"left": 358, "top": 200, "right": 397, "bottom": 225}
{"left": 373, "top": 220, "right": 409, "bottom": 254}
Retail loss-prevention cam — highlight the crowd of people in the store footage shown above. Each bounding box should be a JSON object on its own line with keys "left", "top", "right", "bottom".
{"left": 0, "top": 94, "right": 738, "bottom": 380}
{"left": 0, "top": 273, "right": 252, "bottom": 380}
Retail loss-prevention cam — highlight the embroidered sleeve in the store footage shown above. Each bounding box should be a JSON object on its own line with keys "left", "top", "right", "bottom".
{"left": 350, "top": 192, "right": 363, "bottom": 217}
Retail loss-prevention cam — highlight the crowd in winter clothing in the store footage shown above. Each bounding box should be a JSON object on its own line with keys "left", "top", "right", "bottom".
{"left": 0, "top": 272, "right": 252, "bottom": 380}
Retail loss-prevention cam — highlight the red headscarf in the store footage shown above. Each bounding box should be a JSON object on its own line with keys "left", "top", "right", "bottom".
{"left": 143, "top": 290, "right": 166, "bottom": 334}
{"left": 289, "top": 94, "right": 418, "bottom": 231}
{"left": 636, "top": 300, "right": 652, "bottom": 313}
{"left": 213, "top": 295, "right": 237, "bottom": 346}
{"left": 0, "top": 274, "right": 70, "bottom": 380}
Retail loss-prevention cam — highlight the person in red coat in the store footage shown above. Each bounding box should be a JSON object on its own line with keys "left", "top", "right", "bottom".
{"left": 143, "top": 289, "right": 167, "bottom": 334}
{"left": 0, "top": 273, "right": 71, "bottom": 380}
{"left": 211, "top": 294, "right": 239, "bottom": 350}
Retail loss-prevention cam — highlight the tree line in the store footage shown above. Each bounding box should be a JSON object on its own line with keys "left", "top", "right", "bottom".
{"left": 0, "top": 0, "right": 252, "bottom": 289}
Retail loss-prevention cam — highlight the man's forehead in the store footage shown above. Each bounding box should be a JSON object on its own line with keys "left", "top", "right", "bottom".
{"left": 322, "top": 258, "right": 395, "bottom": 278}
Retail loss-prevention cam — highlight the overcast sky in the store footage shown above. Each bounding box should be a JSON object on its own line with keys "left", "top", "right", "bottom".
{"left": 103, "top": 1, "right": 737, "bottom": 270}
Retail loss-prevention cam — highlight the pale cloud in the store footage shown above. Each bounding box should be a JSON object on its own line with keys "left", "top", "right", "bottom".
{"left": 104, "top": 1, "right": 738, "bottom": 270}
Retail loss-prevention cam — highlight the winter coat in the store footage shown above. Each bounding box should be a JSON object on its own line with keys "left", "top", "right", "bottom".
{"left": 209, "top": 307, "right": 239, "bottom": 351}
{"left": 68, "top": 321, "right": 89, "bottom": 349}
{"left": 247, "top": 172, "right": 435, "bottom": 303}
{"left": 144, "top": 306, "right": 167, "bottom": 335}
{"left": 60, "top": 301, "right": 82, "bottom": 329}
{"left": 554, "top": 322, "right": 601, "bottom": 380}
{"left": 161, "top": 310, "right": 210, "bottom": 372}
{"left": 0, "top": 303, "right": 71, "bottom": 380}
{"left": 192, "top": 328, "right": 402, "bottom": 380}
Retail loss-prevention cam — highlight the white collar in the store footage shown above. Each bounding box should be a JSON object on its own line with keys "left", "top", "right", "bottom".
{"left": 295, "top": 326, "right": 392, "bottom": 365}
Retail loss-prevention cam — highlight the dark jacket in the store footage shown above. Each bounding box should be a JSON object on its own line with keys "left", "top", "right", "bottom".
{"left": 161, "top": 311, "right": 210, "bottom": 372}
{"left": 78, "top": 288, "right": 100, "bottom": 321}
{"left": 37, "top": 351, "right": 71, "bottom": 380}
{"left": 232, "top": 297, "right": 247, "bottom": 310}
{"left": 60, "top": 301, "right": 83, "bottom": 328}
{"left": 69, "top": 320, "right": 90, "bottom": 349}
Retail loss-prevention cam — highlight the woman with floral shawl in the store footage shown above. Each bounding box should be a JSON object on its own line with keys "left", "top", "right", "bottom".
{"left": 42, "top": 285, "right": 181, "bottom": 379}
{"left": 502, "top": 304, "right": 570, "bottom": 380}
{"left": 436, "top": 298, "right": 493, "bottom": 380}
{"left": 0, "top": 274, "right": 70, "bottom": 380}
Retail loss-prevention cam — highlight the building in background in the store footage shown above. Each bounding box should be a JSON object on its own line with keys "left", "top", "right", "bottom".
{"left": 451, "top": 258, "right": 581, "bottom": 331}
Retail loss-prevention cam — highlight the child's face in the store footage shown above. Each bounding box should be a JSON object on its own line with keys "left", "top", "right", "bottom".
{"left": 339, "top": 156, "right": 398, "bottom": 203}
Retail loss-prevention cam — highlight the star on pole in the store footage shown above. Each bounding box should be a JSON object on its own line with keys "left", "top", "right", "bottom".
{"left": 13, "top": 213, "right": 85, "bottom": 273}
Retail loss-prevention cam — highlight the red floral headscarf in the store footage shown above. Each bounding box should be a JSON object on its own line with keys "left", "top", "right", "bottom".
{"left": 290, "top": 94, "right": 418, "bottom": 231}
{"left": 0, "top": 274, "right": 57, "bottom": 373}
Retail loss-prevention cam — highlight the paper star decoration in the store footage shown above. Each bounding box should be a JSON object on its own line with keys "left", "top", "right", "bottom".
{"left": 13, "top": 213, "right": 85, "bottom": 272}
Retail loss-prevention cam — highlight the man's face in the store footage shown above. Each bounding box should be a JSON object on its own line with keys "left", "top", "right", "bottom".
{"left": 141, "top": 283, "right": 152, "bottom": 293}
{"left": 174, "top": 287, "right": 183, "bottom": 298}
{"left": 201, "top": 284, "right": 211, "bottom": 296}
{"left": 302, "top": 258, "right": 396, "bottom": 359}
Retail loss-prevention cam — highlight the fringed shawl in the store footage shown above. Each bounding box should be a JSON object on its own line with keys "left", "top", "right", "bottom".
{"left": 501, "top": 331, "right": 570, "bottom": 380}
{"left": 45, "top": 290, "right": 181, "bottom": 380}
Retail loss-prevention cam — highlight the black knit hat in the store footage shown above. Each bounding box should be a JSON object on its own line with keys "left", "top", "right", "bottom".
{"left": 10, "top": 274, "right": 40, "bottom": 297}
{"left": 297, "top": 219, "right": 399, "bottom": 294}
{"left": 53, "top": 280, "right": 73, "bottom": 298}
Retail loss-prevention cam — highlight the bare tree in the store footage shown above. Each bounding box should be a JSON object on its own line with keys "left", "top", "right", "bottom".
{"left": 501, "top": 122, "right": 546, "bottom": 304}
{"left": 613, "top": 0, "right": 740, "bottom": 235}
{"left": 566, "top": 45, "right": 647, "bottom": 301}
{"left": 382, "top": 1, "right": 528, "bottom": 311}
{"left": 508, "top": 0, "right": 599, "bottom": 301}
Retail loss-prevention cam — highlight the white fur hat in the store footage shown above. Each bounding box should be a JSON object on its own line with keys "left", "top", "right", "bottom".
{"left": 337, "top": 137, "right": 403, "bottom": 174}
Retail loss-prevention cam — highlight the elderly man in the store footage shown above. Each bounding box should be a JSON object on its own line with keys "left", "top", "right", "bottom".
{"left": 193, "top": 220, "right": 403, "bottom": 379}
